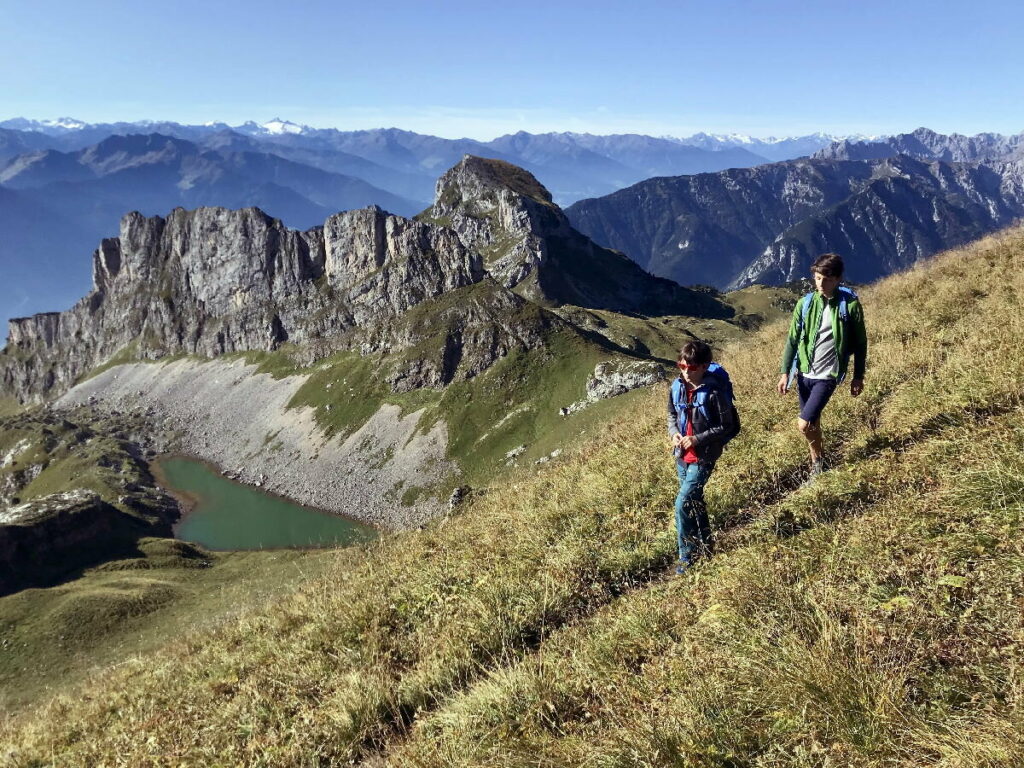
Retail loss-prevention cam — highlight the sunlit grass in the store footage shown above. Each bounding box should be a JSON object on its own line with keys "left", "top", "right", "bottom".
{"left": 4, "top": 228, "right": 1024, "bottom": 766}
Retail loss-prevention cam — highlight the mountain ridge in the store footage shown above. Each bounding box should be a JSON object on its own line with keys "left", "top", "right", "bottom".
{"left": 1, "top": 156, "right": 728, "bottom": 404}
{"left": 566, "top": 152, "right": 1024, "bottom": 289}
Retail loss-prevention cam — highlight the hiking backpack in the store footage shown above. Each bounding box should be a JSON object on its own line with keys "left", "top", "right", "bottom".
{"left": 787, "top": 286, "right": 858, "bottom": 386}
{"left": 671, "top": 362, "right": 741, "bottom": 448}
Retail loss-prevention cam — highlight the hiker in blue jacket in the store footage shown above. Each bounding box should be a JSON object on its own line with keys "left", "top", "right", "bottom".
{"left": 776, "top": 253, "right": 868, "bottom": 482}
{"left": 667, "top": 340, "right": 736, "bottom": 573}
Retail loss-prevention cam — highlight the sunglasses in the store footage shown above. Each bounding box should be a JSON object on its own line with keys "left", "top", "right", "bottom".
{"left": 677, "top": 362, "right": 703, "bottom": 371}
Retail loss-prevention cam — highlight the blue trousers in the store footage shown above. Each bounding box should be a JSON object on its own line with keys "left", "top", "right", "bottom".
{"left": 675, "top": 461, "right": 713, "bottom": 562}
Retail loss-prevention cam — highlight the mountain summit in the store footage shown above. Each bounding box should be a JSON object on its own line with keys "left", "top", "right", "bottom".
{"left": 1, "top": 156, "right": 729, "bottom": 402}
{"left": 430, "top": 156, "right": 723, "bottom": 315}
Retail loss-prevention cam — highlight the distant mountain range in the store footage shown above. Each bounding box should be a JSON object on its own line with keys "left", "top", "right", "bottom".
{"left": 5, "top": 118, "right": 1022, "bottom": 328}
{"left": 0, "top": 118, "right": 858, "bottom": 204}
{"left": 813, "top": 126, "right": 1024, "bottom": 163}
{"left": 566, "top": 128, "right": 1024, "bottom": 290}
{"left": 0, "top": 118, "right": 854, "bottom": 324}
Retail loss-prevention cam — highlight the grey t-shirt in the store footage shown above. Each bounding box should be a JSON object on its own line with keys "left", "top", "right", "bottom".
{"left": 805, "top": 301, "right": 838, "bottom": 379}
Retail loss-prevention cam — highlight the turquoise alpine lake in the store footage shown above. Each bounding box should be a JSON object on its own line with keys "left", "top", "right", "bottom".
{"left": 154, "top": 455, "right": 377, "bottom": 551}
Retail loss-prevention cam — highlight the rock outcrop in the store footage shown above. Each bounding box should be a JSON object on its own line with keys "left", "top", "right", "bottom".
{"left": 432, "top": 156, "right": 726, "bottom": 316}
{"left": 0, "top": 490, "right": 156, "bottom": 595}
{"left": 0, "top": 408, "right": 180, "bottom": 591}
{"left": 560, "top": 360, "right": 667, "bottom": 416}
{"left": 1, "top": 156, "right": 729, "bottom": 403}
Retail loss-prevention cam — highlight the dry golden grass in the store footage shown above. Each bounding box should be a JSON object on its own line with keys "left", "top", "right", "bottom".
{"left": 4, "top": 228, "right": 1024, "bottom": 766}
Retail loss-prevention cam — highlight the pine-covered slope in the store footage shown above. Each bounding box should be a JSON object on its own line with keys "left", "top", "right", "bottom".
{"left": 6, "top": 226, "right": 1023, "bottom": 765}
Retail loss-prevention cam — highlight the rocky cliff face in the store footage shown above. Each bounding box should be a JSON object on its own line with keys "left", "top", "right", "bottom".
{"left": 1, "top": 156, "right": 728, "bottom": 402}
{"left": 733, "top": 157, "right": 1024, "bottom": 286}
{"left": 2, "top": 204, "right": 481, "bottom": 400}
{"left": 432, "top": 157, "right": 728, "bottom": 316}
{"left": 566, "top": 154, "right": 1024, "bottom": 290}
{"left": 566, "top": 159, "right": 878, "bottom": 288}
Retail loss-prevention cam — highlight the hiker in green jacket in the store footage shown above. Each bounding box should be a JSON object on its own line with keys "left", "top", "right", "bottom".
{"left": 776, "top": 253, "right": 867, "bottom": 480}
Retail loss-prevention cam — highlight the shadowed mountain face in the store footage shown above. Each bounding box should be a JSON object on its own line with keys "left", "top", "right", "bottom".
{"left": 0, "top": 156, "right": 730, "bottom": 402}
{"left": 566, "top": 154, "right": 1024, "bottom": 289}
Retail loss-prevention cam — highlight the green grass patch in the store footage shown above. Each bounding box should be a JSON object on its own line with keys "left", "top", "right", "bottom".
{"left": 79, "top": 341, "right": 140, "bottom": 383}
{"left": 0, "top": 397, "right": 25, "bottom": 419}
{"left": 0, "top": 538, "right": 341, "bottom": 711}
{"left": 288, "top": 350, "right": 440, "bottom": 440}
{"left": 225, "top": 346, "right": 305, "bottom": 379}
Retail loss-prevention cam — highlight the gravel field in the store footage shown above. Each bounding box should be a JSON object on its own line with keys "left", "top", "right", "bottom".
{"left": 56, "top": 358, "right": 452, "bottom": 530}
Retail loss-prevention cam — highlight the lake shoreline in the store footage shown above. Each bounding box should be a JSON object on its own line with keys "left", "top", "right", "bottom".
{"left": 150, "top": 453, "right": 379, "bottom": 551}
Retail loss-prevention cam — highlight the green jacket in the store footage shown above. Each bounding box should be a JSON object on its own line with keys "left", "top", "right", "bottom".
{"left": 779, "top": 289, "right": 867, "bottom": 382}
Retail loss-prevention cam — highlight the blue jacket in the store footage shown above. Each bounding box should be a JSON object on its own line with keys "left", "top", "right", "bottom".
{"left": 666, "top": 372, "right": 734, "bottom": 465}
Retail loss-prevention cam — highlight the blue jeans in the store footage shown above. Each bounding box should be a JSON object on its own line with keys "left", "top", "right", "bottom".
{"left": 675, "top": 461, "right": 713, "bottom": 562}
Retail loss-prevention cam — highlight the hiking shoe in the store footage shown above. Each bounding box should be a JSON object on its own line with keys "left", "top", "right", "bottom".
{"left": 801, "top": 458, "right": 826, "bottom": 488}
{"left": 675, "top": 559, "right": 691, "bottom": 575}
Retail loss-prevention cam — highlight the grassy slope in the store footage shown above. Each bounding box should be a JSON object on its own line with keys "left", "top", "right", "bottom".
{"left": 0, "top": 287, "right": 752, "bottom": 713}
{"left": 7, "top": 229, "right": 1024, "bottom": 765}
{"left": 0, "top": 539, "right": 341, "bottom": 711}
{"left": 0, "top": 398, "right": 25, "bottom": 419}
{"left": 241, "top": 285, "right": 758, "bottom": 488}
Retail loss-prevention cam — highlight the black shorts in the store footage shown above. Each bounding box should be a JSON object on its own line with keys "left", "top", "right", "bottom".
{"left": 797, "top": 374, "right": 837, "bottom": 424}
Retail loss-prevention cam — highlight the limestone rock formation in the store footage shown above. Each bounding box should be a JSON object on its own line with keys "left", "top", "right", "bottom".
{"left": 431, "top": 156, "right": 727, "bottom": 316}
{"left": 585, "top": 360, "right": 667, "bottom": 401}
{"left": 1, "top": 156, "right": 729, "bottom": 403}
{"left": 560, "top": 360, "right": 667, "bottom": 416}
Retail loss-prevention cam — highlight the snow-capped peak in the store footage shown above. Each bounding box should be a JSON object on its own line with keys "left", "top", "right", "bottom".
{"left": 0, "top": 116, "right": 89, "bottom": 133}
{"left": 260, "top": 118, "right": 306, "bottom": 135}
{"left": 44, "top": 117, "right": 87, "bottom": 130}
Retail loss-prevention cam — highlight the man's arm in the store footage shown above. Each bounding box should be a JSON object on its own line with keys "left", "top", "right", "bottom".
{"left": 777, "top": 301, "right": 803, "bottom": 394}
{"left": 667, "top": 388, "right": 681, "bottom": 440}
{"left": 850, "top": 300, "right": 868, "bottom": 382}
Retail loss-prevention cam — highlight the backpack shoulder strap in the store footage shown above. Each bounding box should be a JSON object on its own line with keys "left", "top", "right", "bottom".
{"left": 799, "top": 292, "right": 815, "bottom": 335}
{"left": 671, "top": 378, "right": 683, "bottom": 410}
{"left": 836, "top": 286, "right": 857, "bottom": 323}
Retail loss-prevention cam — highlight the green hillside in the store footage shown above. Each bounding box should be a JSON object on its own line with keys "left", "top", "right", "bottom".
{"left": 4, "top": 228, "right": 1024, "bottom": 766}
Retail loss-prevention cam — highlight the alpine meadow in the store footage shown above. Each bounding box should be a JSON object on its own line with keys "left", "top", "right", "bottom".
{"left": 4, "top": 226, "right": 1023, "bottom": 766}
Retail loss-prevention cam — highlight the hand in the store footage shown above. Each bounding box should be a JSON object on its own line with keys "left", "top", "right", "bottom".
{"left": 850, "top": 379, "right": 864, "bottom": 397}
{"left": 679, "top": 435, "right": 697, "bottom": 450}
{"left": 672, "top": 433, "right": 685, "bottom": 447}
{"left": 777, "top": 374, "right": 789, "bottom": 395}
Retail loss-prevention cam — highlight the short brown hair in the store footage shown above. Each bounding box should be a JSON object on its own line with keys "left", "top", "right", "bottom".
{"left": 678, "top": 340, "right": 713, "bottom": 367}
{"left": 811, "top": 253, "right": 844, "bottom": 278}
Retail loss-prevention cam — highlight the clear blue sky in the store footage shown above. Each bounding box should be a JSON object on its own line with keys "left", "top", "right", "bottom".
{"left": 2, "top": 0, "right": 1022, "bottom": 139}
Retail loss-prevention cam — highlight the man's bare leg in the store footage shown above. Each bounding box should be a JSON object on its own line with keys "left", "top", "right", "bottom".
{"left": 797, "top": 417, "right": 824, "bottom": 465}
